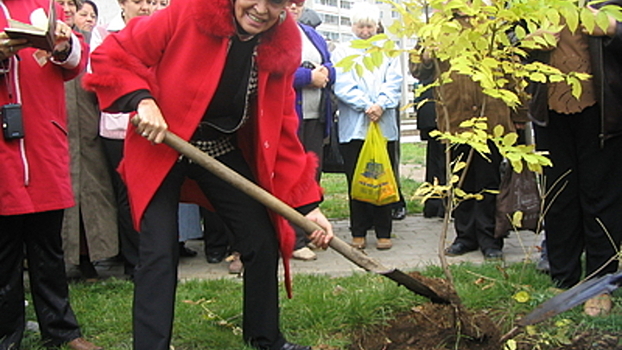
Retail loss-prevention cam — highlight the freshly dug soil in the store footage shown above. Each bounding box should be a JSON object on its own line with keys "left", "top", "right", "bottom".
{"left": 347, "top": 272, "right": 621, "bottom": 350}
{"left": 349, "top": 303, "right": 501, "bottom": 350}
{"left": 349, "top": 272, "right": 501, "bottom": 350}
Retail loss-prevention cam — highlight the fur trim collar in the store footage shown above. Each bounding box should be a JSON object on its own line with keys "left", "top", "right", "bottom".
{"left": 191, "top": 0, "right": 300, "bottom": 75}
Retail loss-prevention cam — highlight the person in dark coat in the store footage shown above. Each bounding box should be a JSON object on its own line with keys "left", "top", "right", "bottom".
{"left": 528, "top": 0, "right": 622, "bottom": 316}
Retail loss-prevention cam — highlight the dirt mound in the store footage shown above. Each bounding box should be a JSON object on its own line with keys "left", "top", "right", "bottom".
{"left": 347, "top": 272, "right": 620, "bottom": 350}
{"left": 349, "top": 303, "right": 501, "bottom": 350}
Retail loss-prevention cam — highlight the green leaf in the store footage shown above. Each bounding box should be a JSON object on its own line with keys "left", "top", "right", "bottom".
{"left": 513, "top": 290, "right": 531, "bottom": 303}
{"left": 596, "top": 10, "right": 611, "bottom": 33}
{"left": 504, "top": 339, "right": 517, "bottom": 350}
{"left": 511, "top": 211, "right": 524, "bottom": 228}
{"left": 530, "top": 72, "right": 547, "bottom": 83}
{"left": 561, "top": 6, "right": 579, "bottom": 33}
{"left": 350, "top": 39, "right": 372, "bottom": 49}
{"left": 580, "top": 7, "right": 595, "bottom": 33}
{"left": 354, "top": 64, "right": 363, "bottom": 78}
{"left": 568, "top": 77, "right": 582, "bottom": 99}
{"left": 514, "top": 25, "right": 527, "bottom": 40}
{"left": 363, "top": 56, "right": 375, "bottom": 72}
{"left": 493, "top": 124, "right": 505, "bottom": 138}
{"left": 502, "top": 133, "right": 518, "bottom": 147}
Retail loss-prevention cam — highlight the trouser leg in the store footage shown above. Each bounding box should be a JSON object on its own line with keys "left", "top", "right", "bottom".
{"left": 101, "top": 137, "right": 140, "bottom": 272}
{"left": 423, "top": 129, "right": 446, "bottom": 217}
{"left": 537, "top": 107, "right": 622, "bottom": 288}
{"left": 294, "top": 119, "right": 325, "bottom": 249}
{"left": 201, "top": 209, "right": 232, "bottom": 256}
{"left": 0, "top": 215, "right": 26, "bottom": 350}
{"left": 340, "top": 140, "right": 393, "bottom": 239}
{"left": 298, "top": 118, "right": 324, "bottom": 183}
{"left": 188, "top": 150, "right": 283, "bottom": 350}
{"left": 133, "top": 164, "right": 184, "bottom": 350}
{"left": 24, "top": 211, "right": 81, "bottom": 347}
{"left": 452, "top": 144, "right": 502, "bottom": 252}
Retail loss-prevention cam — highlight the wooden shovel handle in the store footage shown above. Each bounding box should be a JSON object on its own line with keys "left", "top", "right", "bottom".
{"left": 163, "top": 131, "right": 393, "bottom": 274}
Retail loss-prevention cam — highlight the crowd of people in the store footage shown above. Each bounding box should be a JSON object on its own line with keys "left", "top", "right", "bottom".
{"left": 0, "top": 0, "right": 620, "bottom": 349}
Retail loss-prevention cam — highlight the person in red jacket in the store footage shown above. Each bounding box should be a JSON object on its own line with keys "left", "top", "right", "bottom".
{"left": 84, "top": 0, "right": 333, "bottom": 349}
{"left": 0, "top": 1, "right": 101, "bottom": 350}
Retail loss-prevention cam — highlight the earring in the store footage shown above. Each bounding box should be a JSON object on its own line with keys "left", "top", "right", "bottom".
{"left": 279, "top": 10, "right": 286, "bottom": 24}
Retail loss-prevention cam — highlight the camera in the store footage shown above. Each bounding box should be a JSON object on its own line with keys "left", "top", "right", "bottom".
{"left": 301, "top": 61, "right": 316, "bottom": 70}
{"left": 2, "top": 103, "right": 24, "bottom": 140}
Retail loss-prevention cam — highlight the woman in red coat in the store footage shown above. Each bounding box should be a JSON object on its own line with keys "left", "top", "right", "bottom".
{"left": 85, "top": 0, "right": 333, "bottom": 349}
{"left": 0, "top": 1, "right": 102, "bottom": 349}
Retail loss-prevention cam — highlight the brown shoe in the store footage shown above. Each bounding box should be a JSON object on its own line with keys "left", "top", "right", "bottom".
{"left": 376, "top": 238, "right": 392, "bottom": 250}
{"left": 584, "top": 293, "right": 612, "bottom": 317}
{"left": 350, "top": 237, "right": 366, "bottom": 249}
{"left": 67, "top": 337, "right": 103, "bottom": 350}
{"left": 226, "top": 252, "right": 243, "bottom": 274}
{"left": 292, "top": 247, "right": 317, "bottom": 261}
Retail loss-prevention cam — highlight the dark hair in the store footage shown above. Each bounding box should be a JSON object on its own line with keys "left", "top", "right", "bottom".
{"left": 80, "top": 0, "right": 99, "bottom": 16}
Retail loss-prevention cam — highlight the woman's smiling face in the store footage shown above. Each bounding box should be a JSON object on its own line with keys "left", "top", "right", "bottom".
{"left": 234, "top": 0, "right": 287, "bottom": 36}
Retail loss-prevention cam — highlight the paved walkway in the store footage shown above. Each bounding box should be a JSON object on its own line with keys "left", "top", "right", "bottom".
{"left": 90, "top": 214, "right": 543, "bottom": 281}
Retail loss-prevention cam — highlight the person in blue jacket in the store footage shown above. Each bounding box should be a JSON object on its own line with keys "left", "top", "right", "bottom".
{"left": 288, "top": 0, "right": 336, "bottom": 261}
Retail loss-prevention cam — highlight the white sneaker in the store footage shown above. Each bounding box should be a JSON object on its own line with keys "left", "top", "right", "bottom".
{"left": 292, "top": 247, "right": 317, "bottom": 261}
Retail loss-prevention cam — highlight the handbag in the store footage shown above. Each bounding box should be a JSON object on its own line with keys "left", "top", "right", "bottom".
{"left": 350, "top": 122, "right": 400, "bottom": 206}
{"left": 322, "top": 111, "right": 345, "bottom": 174}
{"left": 494, "top": 163, "right": 541, "bottom": 238}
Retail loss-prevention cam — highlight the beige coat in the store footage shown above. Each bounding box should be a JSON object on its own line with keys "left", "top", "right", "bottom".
{"left": 61, "top": 38, "right": 118, "bottom": 264}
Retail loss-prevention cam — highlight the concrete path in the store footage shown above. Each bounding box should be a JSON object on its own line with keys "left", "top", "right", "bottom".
{"left": 90, "top": 214, "right": 543, "bottom": 281}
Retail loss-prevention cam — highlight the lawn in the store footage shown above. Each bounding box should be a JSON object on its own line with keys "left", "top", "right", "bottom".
{"left": 22, "top": 264, "right": 622, "bottom": 350}
{"left": 19, "top": 141, "right": 621, "bottom": 350}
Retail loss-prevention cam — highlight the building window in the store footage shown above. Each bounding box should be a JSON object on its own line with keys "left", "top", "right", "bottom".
{"left": 324, "top": 14, "right": 339, "bottom": 25}
{"left": 340, "top": 0, "right": 351, "bottom": 9}
{"left": 319, "top": 0, "right": 338, "bottom": 6}
{"left": 340, "top": 16, "right": 351, "bottom": 26}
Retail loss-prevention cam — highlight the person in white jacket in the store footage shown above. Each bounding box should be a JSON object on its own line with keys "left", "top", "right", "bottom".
{"left": 332, "top": 2, "right": 403, "bottom": 251}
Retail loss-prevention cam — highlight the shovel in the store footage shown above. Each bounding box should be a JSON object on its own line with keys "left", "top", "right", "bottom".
{"left": 161, "top": 130, "right": 451, "bottom": 304}
{"left": 501, "top": 271, "right": 622, "bottom": 341}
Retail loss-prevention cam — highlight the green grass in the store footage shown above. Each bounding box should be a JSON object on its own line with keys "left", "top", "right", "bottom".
{"left": 17, "top": 142, "right": 621, "bottom": 349}
{"left": 21, "top": 263, "right": 621, "bottom": 349}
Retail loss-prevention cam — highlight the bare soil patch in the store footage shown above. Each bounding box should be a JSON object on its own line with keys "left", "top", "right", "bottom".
{"left": 347, "top": 273, "right": 620, "bottom": 350}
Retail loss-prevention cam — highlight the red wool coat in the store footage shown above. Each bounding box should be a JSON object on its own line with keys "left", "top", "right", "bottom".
{"left": 84, "top": 0, "right": 321, "bottom": 294}
{"left": 0, "top": 0, "right": 86, "bottom": 216}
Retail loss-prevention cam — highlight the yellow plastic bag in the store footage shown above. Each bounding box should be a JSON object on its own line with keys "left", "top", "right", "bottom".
{"left": 351, "top": 122, "right": 400, "bottom": 206}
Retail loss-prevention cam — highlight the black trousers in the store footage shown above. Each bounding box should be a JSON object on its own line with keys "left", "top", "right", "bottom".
{"left": 133, "top": 149, "right": 284, "bottom": 350}
{"left": 452, "top": 143, "right": 503, "bottom": 252}
{"left": 535, "top": 105, "right": 622, "bottom": 288}
{"left": 339, "top": 140, "right": 397, "bottom": 239}
{"left": 101, "top": 137, "right": 140, "bottom": 274}
{"left": 201, "top": 208, "right": 235, "bottom": 256}
{"left": 293, "top": 119, "right": 325, "bottom": 249}
{"left": 422, "top": 128, "right": 446, "bottom": 218}
{"left": 0, "top": 210, "right": 81, "bottom": 349}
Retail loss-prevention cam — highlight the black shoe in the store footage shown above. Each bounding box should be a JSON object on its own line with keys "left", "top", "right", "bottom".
{"left": 179, "top": 242, "right": 198, "bottom": 257}
{"left": 78, "top": 255, "right": 99, "bottom": 280}
{"left": 205, "top": 250, "right": 227, "bottom": 264}
{"left": 280, "top": 342, "right": 311, "bottom": 350}
{"left": 445, "top": 242, "right": 476, "bottom": 256}
{"left": 536, "top": 256, "right": 550, "bottom": 273}
{"left": 483, "top": 248, "right": 504, "bottom": 261}
{"left": 391, "top": 206, "right": 406, "bottom": 220}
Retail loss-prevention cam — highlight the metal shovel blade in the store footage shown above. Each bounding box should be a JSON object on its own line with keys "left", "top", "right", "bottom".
{"left": 162, "top": 130, "right": 452, "bottom": 304}
{"left": 518, "top": 272, "right": 622, "bottom": 327}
